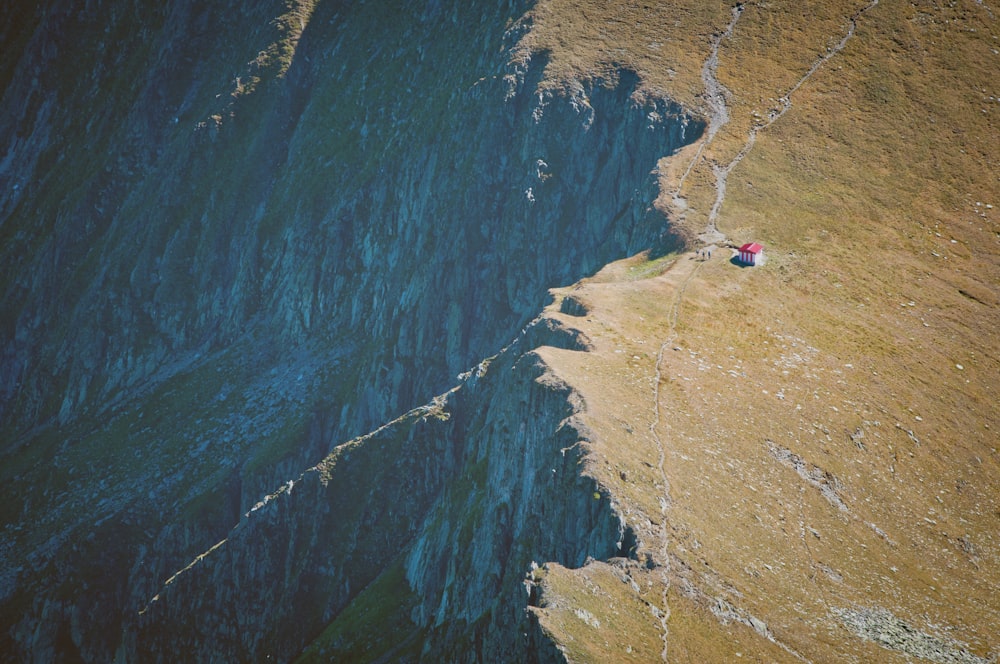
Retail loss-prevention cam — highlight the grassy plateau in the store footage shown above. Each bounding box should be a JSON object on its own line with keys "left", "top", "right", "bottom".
{"left": 514, "top": 0, "right": 1000, "bottom": 661}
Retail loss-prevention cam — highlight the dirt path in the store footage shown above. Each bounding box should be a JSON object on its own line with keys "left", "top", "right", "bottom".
{"left": 674, "top": 1, "right": 879, "bottom": 246}
{"left": 647, "top": 252, "right": 706, "bottom": 661}
{"left": 708, "top": 0, "right": 880, "bottom": 234}
{"left": 672, "top": 4, "right": 744, "bottom": 223}
{"left": 646, "top": 4, "right": 882, "bottom": 656}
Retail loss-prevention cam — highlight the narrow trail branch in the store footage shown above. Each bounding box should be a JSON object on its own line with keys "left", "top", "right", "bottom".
{"left": 708, "top": 0, "right": 880, "bottom": 232}
{"left": 673, "top": 4, "right": 744, "bottom": 207}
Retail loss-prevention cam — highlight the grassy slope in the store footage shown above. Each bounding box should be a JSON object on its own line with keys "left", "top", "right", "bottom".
{"left": 520, "top": 0, "right": 999, "bottom": 661}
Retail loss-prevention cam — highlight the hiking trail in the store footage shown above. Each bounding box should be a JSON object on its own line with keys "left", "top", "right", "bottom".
{"left": 648, "top": 1, "right": 879, "bottom": 657}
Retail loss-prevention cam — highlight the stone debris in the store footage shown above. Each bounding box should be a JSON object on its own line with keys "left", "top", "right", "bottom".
{"left": 833, "top": 607, "right": 990, "bottom": 664}
{"left": 766, "top": 441, "right": 849, "bottom": 513}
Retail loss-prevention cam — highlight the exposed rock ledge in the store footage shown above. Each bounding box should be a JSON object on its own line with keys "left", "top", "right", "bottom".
{"left": 130, "top": 315, "right": 632, "bottom": 662}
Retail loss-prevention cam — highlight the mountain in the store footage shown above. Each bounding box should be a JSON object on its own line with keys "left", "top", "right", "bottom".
{"left": 1, "top": 0, "right": 997, "bottom": 662}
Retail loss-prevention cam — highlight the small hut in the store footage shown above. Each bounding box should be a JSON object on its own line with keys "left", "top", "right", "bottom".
{"left": 737, "top": 242, "right": 764, "bottom": 266}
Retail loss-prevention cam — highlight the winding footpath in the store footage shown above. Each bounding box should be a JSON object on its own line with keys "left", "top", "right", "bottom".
{"left": 648, "top": 254, "right": 705, "bottom": 662}
{"left": 649, "top": 1, "right": 879, "bottom": 659}
{"left": 672, "top": 4, "right": 744, "bottom": 219}
{"left": 650, "top": 7, "right": 745, "bottom": 657}
{"left": 708, "top": 0, "right": 880, "bottom": 232}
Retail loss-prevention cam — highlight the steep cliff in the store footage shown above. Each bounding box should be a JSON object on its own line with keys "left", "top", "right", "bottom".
{"left": 131, "top": 318, "right": 625, "bottom": 662}
{"left": 13, "top": 0, "right": 993, "bottom": 661}
{"left": 0, "top": 0, "right": 700, "bottom": 660}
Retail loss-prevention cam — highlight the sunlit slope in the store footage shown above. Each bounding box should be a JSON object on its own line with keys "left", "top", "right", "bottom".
{"left": 520, "top": 0, "right": 999, "bottom": 661}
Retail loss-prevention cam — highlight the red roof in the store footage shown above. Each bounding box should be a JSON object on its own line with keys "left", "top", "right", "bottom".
{"left": 739, "top": 242, "right": 763, "bottom": 254}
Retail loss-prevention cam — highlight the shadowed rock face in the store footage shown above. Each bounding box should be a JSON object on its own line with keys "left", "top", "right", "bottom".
{"left": 0, "top": 0, "right": 699, "bottom": 660}
{"left": 130, "top": 321, "right": 629, "bottom": 662}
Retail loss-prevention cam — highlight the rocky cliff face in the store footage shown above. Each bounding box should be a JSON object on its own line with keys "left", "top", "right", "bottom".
{"left": 0, "top": 0, "right": 699, "bottom": 660}
{"left": 130, "top": 319, "right": 625, "bottom": 662}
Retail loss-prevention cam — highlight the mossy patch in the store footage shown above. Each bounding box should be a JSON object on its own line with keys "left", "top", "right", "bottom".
{"left": 294, "top": 554, "right": 424, "bottom": 662}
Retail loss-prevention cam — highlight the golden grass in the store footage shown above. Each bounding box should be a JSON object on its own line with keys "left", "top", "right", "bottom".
{"left": 517, "top": 0, "right": 1000, "bottom": 660}
{"left": 531, "top": 562, "right": 664, "bottom": 663}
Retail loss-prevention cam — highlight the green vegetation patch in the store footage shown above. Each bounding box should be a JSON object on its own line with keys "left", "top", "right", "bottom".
{"left": 295, "top": 555, "right": 424, "bottom": 663}
{"left": 626, "top": 251, "right": 681, "bottom": 281}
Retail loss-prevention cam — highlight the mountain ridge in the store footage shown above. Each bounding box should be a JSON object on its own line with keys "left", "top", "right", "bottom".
{"left": 2, "top": 0, "right": 998, "bottom": 661}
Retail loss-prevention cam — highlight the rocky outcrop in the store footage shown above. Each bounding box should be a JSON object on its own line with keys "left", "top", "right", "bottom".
{"left": 0, "top": 0, "right": 700, "bottom": 659}
{"left": 131, "top": 318, "right": 628, "bottom": 661}
{"left": 0, "top": 0, "right": 694, "bottom": 441}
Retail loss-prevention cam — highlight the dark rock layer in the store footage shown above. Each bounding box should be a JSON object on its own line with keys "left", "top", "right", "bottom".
{"left": 0, "top": 0, "right": 700, "bottom": 660}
